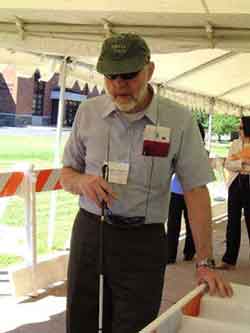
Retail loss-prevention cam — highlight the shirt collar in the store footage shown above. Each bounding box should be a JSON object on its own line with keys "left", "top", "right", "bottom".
{"left": 143, "top": 89, "right": 158, "bottom": 125}
{"left": 101, "top": 97, "right": 117, "bottom": 119}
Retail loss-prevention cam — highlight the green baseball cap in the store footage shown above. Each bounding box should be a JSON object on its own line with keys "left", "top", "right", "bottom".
{"left": 96, "top": 33, "right": 150, "bottom": 75}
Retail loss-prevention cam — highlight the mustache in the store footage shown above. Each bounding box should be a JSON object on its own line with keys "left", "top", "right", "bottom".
{"left": 114, "top": 94, "right": 137, "bottom": 101}
{"left": 114, "top": 92, "right": 131, "bottom": 97}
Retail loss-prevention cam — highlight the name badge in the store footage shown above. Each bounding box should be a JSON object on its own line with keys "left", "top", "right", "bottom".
{"left": 143, "top": 125, "right": 171, "bottom": 157}
{"left": 107, "top": 161, "right": 129, "bottom": 184}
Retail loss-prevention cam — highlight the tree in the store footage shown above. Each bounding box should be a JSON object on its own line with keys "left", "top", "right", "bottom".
{"left": 192, "top": 109, "right": 209, "bottom": 129}
{"left": 212, "top": 114, "right": 239, "bottom": 141}
{"left": 193, "top": 109, "right": 240, "bottom": 141}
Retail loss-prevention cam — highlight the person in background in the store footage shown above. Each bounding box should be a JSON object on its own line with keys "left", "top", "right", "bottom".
{"left": 218, "top": 116, "right": 250, "bottom": 270}
{"left": 166, "top": 123, "right": 205, "bottom": 264}
{"left": 61, "top": 33, "right": 233, "bottom": 333}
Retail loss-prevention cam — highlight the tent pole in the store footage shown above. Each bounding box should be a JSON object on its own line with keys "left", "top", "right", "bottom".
{"left": 207, "top": 98, "right": 215, "bottom": 152}
{"left": 48, "top": 57, "right": 68, "bottom": 249}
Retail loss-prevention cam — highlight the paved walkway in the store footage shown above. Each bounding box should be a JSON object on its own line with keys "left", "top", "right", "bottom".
{"left": 0, "top": 204, "right": 250, "bottom": 333}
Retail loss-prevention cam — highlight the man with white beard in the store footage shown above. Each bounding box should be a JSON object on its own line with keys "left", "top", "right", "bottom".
{"left": 61, "top": 33, "right": 232, "bottom": 333}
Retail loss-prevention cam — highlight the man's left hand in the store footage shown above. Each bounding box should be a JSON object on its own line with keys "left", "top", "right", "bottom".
{"left": 196, "top": 266, "right": 233, "bottom": 297}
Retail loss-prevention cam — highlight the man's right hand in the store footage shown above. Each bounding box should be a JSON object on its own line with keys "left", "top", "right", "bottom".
{"left": 78, "top": 174, "right": 117, "bottom": 208}
{"left": 61, "top": 167, "right": 117, "bottom": 208}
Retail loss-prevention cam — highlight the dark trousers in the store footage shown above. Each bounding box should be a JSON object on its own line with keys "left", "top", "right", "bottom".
{"left": 222, "top": 174, "right": 250, "bottom": 265}
{"left": 166, "top": 192, "right": 195, "bottom": 262}
{"left": 66, "top": 209, "right": 167, "bottom": 333}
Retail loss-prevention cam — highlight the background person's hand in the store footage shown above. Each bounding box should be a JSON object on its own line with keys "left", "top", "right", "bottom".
{"left": 79, "top": 174, "right": 117, "bottom": 208}
{"left": 196, "top": 266, "right": 233, "bottom": 297}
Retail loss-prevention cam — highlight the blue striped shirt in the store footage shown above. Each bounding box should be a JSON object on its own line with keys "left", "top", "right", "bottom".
{"left": 63, "top": 91, "right": 214, "bottom": 224}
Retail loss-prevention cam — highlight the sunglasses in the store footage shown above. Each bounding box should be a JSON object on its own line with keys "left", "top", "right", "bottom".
{"left": 105, "top": 70, "right": 140, "bottom": 81}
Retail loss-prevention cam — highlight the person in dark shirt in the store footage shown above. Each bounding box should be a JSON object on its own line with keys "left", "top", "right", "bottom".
{"left": 218, "top": 116, "right": 250, "bottom": 270}
{"left": 166, "top": 123, "right": 205, "bottom": 263}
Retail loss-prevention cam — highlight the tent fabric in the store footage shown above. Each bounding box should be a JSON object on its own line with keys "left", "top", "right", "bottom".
{"left": 1, "top": 1, "right": 250, "bottom": 54}
{"left": 1, "top": 1, "right": 250, "bottom": 115}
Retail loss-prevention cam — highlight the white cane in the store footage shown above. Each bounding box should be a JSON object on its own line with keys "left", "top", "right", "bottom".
{"left": 98, "top": 164, "right": 108, "bottom": 332}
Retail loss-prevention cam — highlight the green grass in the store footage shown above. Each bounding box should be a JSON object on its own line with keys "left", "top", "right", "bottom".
{"left": 0, "top": 135, "right": 68, "bottom": 170}
{"left": 0, "top": 254, "right": 23, "bottom": 268}
{"left": 210, "top": 142, "right": 230, "bottom": 157}
{"left": 0, "top": 133, "right": 79, "bottom": 268}
{"left": 209, "top": 142, "right": 230, "bottom": 182}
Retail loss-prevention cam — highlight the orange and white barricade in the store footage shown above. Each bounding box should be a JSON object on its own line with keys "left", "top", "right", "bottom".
{"left": 0, "top": 167, "right": 62, "bottom": 197}
{"left": 0, "top": 171, "right": 25, "bottom": 218}
{"left": 0, "top": 171, "right": 24, "bottom": 197}
{"left": 35, "top": 168, "right": 62, "bottom": 192}
{"left": 140, "top": 283, "right": 250, "bottom": 333}
{"left": 34, "top": 168, "right": 62, "bottom": 249}
{"left": 0, "top": 166, "right": 68, "bottom": 298}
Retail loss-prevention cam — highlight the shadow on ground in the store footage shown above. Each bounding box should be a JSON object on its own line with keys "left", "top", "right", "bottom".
{"left": 3, "top": 312, "right": 65, "bottom": 333}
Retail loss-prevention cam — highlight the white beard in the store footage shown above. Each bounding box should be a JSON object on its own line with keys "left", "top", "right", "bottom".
{"left": 113, "top": 99, "right": 137, "bottom": 112}
{"left": 105, "top": 82, "right": 148, "bottom": 113}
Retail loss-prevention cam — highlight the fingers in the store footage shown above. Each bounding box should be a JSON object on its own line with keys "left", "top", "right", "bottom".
{"left": 215, "top": 276, "right": 233, "bottom": 297}
{"left": 197, "top": 272, "right": 216, "bottom": 296}
{"left": 99, "top": 178, "right": 118, "bottom": 200}
{"left": 206, "top": 277, "right": 217, "bottom": 296}
{"left": 84, "top": 187, "right": 102, "bottom": 208}
{"left": 80, "top": 174, "right": 117, "bottom": 207}
{"left": 94, "top": 178, "right": 117, "bottom": 207}
{"left": 197, "top": 267, "right": 233, "bottom": 298}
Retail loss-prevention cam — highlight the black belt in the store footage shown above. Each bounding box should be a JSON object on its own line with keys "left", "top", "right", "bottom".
{"left": 105, "top": 214, "right": 145, "bottom": 228}
{"left": 80, "top": 208, "right": 145, "bottom": 229}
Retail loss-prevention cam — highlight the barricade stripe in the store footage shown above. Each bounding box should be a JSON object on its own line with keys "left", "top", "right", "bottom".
{"left": 36, "top": 169, "right": 62, "bottom": 192}
{"left": 0, "top": 172, "right": 24, "bottom": 197}
{"left": 54, "top": 180, "right": 62, "bottom": 190}
{"left": 49, "top": 170, "right": 62, "bottom": 190}
{"left": 36, "top": 169, "right": 51, "bottom": 192}
{"left": 0, "top": 169, "right": 62, "bottom": 197}
{"left": 0, "top": 173, "right": 11, "bottom": 192}
{"left": 41, "top": 169, "right": 60, "bottom": 191}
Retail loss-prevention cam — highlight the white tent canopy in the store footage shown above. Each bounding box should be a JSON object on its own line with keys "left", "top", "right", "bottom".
{"left": 153, "top": 50, "right": 250, "bottom": 115}
{"left": 1, "top": 1, "right": 250, "bottom": 114}
{"left": 1, "top": 1, "right": 250, "bottom": 55}
{"left": 0, "top": 49, "right": 103, "bottom": 90}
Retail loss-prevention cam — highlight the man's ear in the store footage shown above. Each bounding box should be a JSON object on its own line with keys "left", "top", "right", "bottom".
{"left": 147, "top": 62, "right": 155, "bottom": 81}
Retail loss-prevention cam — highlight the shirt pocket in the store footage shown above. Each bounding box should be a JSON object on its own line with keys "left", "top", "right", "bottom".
{"left": 130, "top": 153, "right": 171, "bottom": 189}
{"left": 151, "top": 156, "right": 171, "bottom": 188}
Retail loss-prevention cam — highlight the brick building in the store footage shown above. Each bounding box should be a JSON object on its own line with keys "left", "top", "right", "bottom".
{"left": 0, "top": 65, "right": 103, "bottom": 127}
